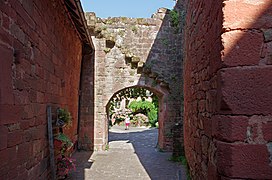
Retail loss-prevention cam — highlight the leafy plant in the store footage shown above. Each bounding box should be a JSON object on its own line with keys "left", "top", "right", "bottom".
{"left": 57, "top": 108, "right": 72, "bottom": 127}
{"left": 128, "top": 100, "right": 158, "bottom": 127}
{"left": 170, "top": 9, "right": 179, "bottom": 31}
{"left": 55, "top": 133, "right": 75, "bottom": 178}
{"left": 55, "top": 133, "right": 73, "bottom": 155}
{"left": 55, "top": 133, "right": 73, "bottom": 148}
{"left": 105, "top": 144, "right": 109, "bottom": 151}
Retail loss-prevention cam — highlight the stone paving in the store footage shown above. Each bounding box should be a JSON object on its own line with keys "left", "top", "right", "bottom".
{"left": 68, "top": 126, "right": 186, "bottom": 180}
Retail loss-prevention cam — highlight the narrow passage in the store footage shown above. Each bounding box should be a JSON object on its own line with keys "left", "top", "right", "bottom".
{"left": 69, "top": 126, "right": 186, "bottom": 180}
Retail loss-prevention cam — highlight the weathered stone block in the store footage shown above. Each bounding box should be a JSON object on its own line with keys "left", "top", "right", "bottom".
{"left": 212, "top": 115, "right": 248, "bottom": 142}
{"left": 217, "top": 142, "right": 272, "bottom": 179}
{"left": 223, "top": 0, "right": 272, "bottom": 29}
{"left": 219, "top": 67, "right": 272, "bottom": 115}
{"left": 222, "top": 30, "right": 263, "bottom": 67}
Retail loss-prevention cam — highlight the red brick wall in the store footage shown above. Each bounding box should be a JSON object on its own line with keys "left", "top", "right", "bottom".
{"left": 0, "top": 0, "right": 82, "bottom": 179}
{"left": 184, "top": 0, "right": 272, "bottom": 179}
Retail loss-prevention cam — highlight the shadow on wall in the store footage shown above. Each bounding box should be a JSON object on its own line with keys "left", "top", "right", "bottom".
{"left": 136, "top": 0, "right": 185, "bottom": 154}
{"left": 216, "top": 1, "right": 272, "bottom": 179}
{"left": 184, "top": 0, "right": 272, "bottom": 179}
{"left": 71, "top": 1, "right": 186, "bottom": 179}
{"left": 81, "top": 0, "right": 185, "bottom": 154}
{"left": 78, "top": 47, "right": 95, "bottom": 151}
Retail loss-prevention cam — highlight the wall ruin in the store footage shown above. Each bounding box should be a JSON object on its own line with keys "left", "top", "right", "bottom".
{"left": 83, "top": 6, "right": 184, "bottom": 152}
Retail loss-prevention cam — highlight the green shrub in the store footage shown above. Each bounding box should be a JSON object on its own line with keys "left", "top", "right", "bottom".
{"left": 170, "top": 9, "right": 180, "bottom": 33}
{"left": 128, "top": 100, "right": 158, "bottom": 127}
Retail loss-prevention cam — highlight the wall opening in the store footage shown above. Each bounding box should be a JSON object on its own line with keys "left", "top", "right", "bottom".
{"left": 106, "top": 86, "right": 166, "bottom": 149}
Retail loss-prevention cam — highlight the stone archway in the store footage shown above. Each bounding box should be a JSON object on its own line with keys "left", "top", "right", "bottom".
{"left": 105, "top": 83, "right": 168, "bottom": 150}
{"left": 80, "top": 5, "right": 184, "bottom": 154}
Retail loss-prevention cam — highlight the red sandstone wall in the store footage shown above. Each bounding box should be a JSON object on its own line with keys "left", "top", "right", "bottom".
{"left": 0, "top": 0, "right": 82, "bottom": 179}
{"left": 184, "top": 0, "right": 223, "bottom": 178}
{"left": 184, "top": 0, "right": 272, "bottom": 179}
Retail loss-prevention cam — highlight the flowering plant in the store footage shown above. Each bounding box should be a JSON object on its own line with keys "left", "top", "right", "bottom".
{"left": 56, "top": 156, "right": 76, "bottom": 178}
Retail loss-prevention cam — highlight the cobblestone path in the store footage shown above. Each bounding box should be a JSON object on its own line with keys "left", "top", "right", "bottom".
{"left": 68, "top": 126, "right": 186, "bottom": 180}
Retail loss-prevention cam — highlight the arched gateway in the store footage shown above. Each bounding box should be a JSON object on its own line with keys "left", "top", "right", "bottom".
{"left": 79, "top": 6, "right": 184, "bottom": 153}
{"left": 105, "top": 83, "right": 168, "bottom": 150}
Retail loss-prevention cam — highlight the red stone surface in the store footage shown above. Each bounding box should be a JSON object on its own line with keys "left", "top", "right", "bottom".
{"left": 263, "top": 121, "right": 272, "bottom": 141}
{"left": 217, "top": 142, "right": 272, "bottom": 179}
{"left": 222, "top": 30, "right": 263, "bottom": 67}
{"left": 0, "top": 0, "right": 83, "bottom": 178}
{"left": 184, "top": 0, "right": 272, "bottom": 179}
{"left": 219, "top": 66, "right": 272, "bottom": 115}
{"left": 184, "top": 0, "right": 223, "bottom": 178}
{"left": 223, "top": 0, "right": 272, "bottom": 29}
{"left": 212, "top": 115, "right": 248, "bottom": 142}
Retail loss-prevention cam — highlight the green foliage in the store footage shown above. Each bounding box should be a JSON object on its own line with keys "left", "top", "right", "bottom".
{"left": 104, "top": 48, "right": 111, "bottom": 53}
{"left": 106, "top": 19, "right": 113, "bottom": 25}
{"left": 170, "top": 9, "right": 179, "bottom": 30}
{"left": 115, "top": 116, "right": 125, "bottom": 125}
{"left": 128, "top": 100, "right": 158, "bottom": 127}
{"left": 101, "top": 25, "right": 107, "bottom": 30}
{"left": 55, "top": 133, "right": 73, "bottom": 155}
{"left": 108, "top": 87, "right": 159, "bottom": 126}
{"left": 55, "top": 133, "right": 73, "bottom": 148}
{"left": 118, "top": 30, "right": 125, "bottom": 37}
{"left": 58, "top": 108, "right": 72, "bottom": 126}
{"left": 105, "top": 144, "right": 109, "bottom": 151}
{"left": 131, "top": 25, "right": 138, "bottom": 34}
{"left": 152, "top": 95, "right": 159, "bottom": 109}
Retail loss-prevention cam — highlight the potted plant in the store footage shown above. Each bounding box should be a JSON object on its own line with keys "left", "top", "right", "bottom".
{"left": 56, "top": 108, "right": 72, "bottom": 127}
{"left": 56, "top": 156, "right": 76, "bottom": 179}
{"left": 55, "top": 133, "right": 75, "bottom": 179}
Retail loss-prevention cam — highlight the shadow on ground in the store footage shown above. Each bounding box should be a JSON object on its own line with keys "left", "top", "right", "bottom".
{"left": 66, "top": 151, "right": 93, "bottom": 180}
{"left": 68, "top": 126, "right": 186, "bottom": 179}
{"left": 108, "top": 125, "right": 186, "bottom": 180}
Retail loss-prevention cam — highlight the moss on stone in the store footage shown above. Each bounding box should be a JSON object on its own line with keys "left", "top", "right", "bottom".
{"left": 103, "top": 48, "right": 111, "bottom": 53}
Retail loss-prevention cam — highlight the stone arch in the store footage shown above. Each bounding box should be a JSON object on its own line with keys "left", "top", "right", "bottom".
{"left": 93, "top": 71, "right": 175, "bottom": 151}
{"left": 82, "top": 5, "right": 184, "bottom": 153}
{"left": 105, "top": 81, "right": 169, "bottom": 149}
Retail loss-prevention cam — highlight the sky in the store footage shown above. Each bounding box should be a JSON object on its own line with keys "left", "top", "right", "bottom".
{"left": 80, "top": 0, "right": 176, "bottom": 18}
